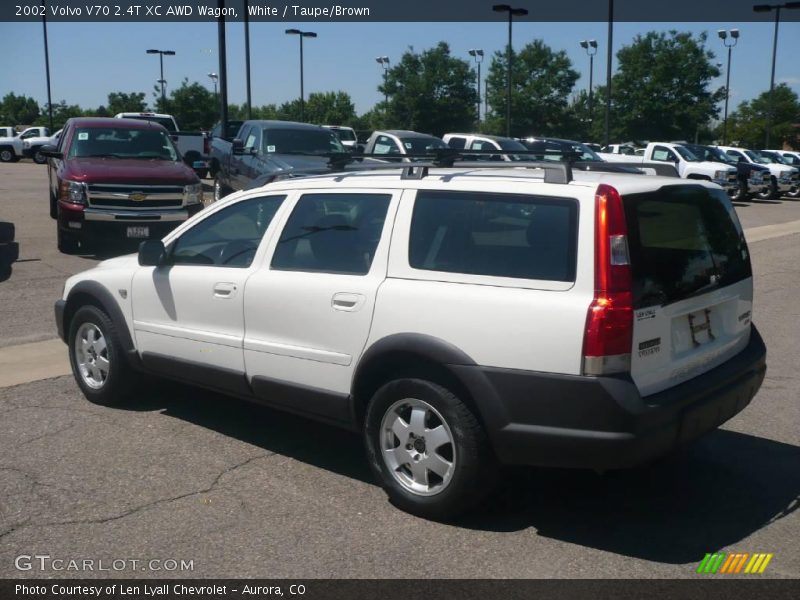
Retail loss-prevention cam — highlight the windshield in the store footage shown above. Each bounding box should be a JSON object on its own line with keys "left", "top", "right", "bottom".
{"left": 759, "top": 151, "right": 789, "bottom": 165}
{"left": 744, "top": 150, "right": 771, "bottom": 164}
{"left": 120, "top": 115, "right": 177, "bottom": 133}
{"left": 685, "top": 144, "right": 734, "bottom": 165}
{"left": 330, "top": 128, "right": 356, "bottom": 142}
{"left": 68, "top": 127, "right": 179, "bottom": 160}
{"left": 522, "top": 139, "right": 602, "bottom": 162}
{"left": 262, "top": 128, "right": 345, "bottom": 155}
{"left": 399, "top": 136, "right": 447, "bottom": 153}
{"left": 674, "top": 146, "right": 699, "bottom": 162}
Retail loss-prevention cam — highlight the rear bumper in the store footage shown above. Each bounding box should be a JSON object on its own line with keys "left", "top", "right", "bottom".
{"left": 458, "top": 326, "right": 766, "bottom": 469}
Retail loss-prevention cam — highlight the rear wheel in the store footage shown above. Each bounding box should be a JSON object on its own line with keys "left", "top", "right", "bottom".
{"left": 68, "top": 305, "right": 135, "bottom": 406}
{"left": 364, "top": 378, "right": 497, "bottom": 520}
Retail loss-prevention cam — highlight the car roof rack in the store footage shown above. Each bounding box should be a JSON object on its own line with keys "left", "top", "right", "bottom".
{"left": 250, "top": 148, "right": 676, "bottom": 188}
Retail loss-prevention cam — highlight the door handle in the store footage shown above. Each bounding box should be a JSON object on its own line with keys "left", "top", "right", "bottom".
{"left": 213, "top": 282, "right": 238, "bottom": 298}
{"left": 332, "top": 292, "right": 365, "bottom": 312}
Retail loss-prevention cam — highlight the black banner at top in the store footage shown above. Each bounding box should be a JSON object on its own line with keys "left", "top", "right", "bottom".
{"left": 4, "top": 0, "right": 800, "bottom": 22}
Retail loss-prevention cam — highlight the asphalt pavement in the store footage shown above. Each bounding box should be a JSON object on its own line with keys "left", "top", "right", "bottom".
{"left": 0, "top": 161, "right": 798, "bottom": 578}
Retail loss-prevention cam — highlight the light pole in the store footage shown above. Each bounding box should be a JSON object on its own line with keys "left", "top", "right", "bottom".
{"left": 376, "top": 56, "right": 390, "bottom": 108}
{"left": 208, "top": 72, "right": 219, "bottom": 98}
{"left": 468, "top": 49, "right": 484, "bottom": 123}
{"left": 146, "top": 48, "right": 175, "bottom": 105}
{"left": 285, "top": 29, "right": 317, "bottom": 122}
{"left": 604, "top": 0, "right": 614, "bottom": 146}
{"left": 492, "top": 4, "right": 528, "bottom": 137}
{"left": 244, "top": 0, "right": 252, "bottom": 119}
{"left": 717, "top": 29, "right": 740, "bottom": 145}
{"left": 753, "top": 2, "right": 800, "bottom": 147}
{"left": 41, "top": 0, "right": 53, "bottom": 131}
{"left": 579, "top": 39, "right": 598, "bottom": 134}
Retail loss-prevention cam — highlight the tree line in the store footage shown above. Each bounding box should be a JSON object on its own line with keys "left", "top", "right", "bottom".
{"left": 2, "top": 30, "right": 798, "bottom": 148}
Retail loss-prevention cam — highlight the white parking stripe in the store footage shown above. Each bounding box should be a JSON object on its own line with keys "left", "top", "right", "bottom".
{"left": 0, "top": 338, "right": 71, "bottom": 389}
{"left": 744, "top": 219, "right": 800, "bottom": 244}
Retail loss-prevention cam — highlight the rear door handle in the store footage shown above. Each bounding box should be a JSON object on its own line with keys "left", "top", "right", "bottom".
{"left": 213, "top": 282, "right": 238, "bottom": 298}
{"left": 332, "top": 292, "right": 365, "bottom": 312}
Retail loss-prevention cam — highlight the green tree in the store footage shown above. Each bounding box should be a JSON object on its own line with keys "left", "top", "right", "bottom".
{"left": 380, "top": 42, "right": 479, "bottom": 136}
{"left": 106, "top": 91, "right": 147, "bottom": 115}
{"left": 609, "top": 31, "right": 723, "bottom": 141}
{"left": 485, "top": 40, "right": 580, "bottom": 138}
{"left": 305, "top": 91, "right": 356, "bottom": 125}
{"left": 726, "top": 84, "right": 800, "bottom": 148}
{"left": 0, "top": 93, "right": 41, "bottom": 126}
{"left": 35, "top": 101, "right": 87, "bottom": 130}
{"left": 161, "top": 80, "right": 217, "bottom": 130}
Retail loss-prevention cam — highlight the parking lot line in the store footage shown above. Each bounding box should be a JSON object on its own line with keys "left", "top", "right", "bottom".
{"left": 744, "top": 218, "right": 800, "bottom": 244}
{"left": 0, "top": 338, "right": 70, "bottom": 388}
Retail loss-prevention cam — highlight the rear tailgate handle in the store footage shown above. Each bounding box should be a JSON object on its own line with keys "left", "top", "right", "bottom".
{"left": 332, "top": 292, "right": 365, "bottom": 312}
{"left": 213, "top": 282, "right": 238, "bottom": 298}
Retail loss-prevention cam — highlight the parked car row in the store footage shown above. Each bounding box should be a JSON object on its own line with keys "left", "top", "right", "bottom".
{"left": 0, "top": 126, "right": 60, "bottom": 164}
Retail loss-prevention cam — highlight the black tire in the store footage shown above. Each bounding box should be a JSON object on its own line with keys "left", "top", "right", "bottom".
{"left": 49, "top": 189, "right": 58, "bottom": 219}
{"left": 732, "top": 180, "right": 748, "bottom": 203}
{"left": 364, "top": 378, "right": 497, "bottom": 520}
{"left": 68, "top": 305, "right": 136, "bottom": 406}
{"left": 213, "top": 174, "right": 231, "bottom": 203}
{"left": 0, "top": 147, "right": 15, "bottom": 163}
{"left": 32, "top": 147, "right": 47, "bottom": 164}
{"left": 57, "top": 227, "right": 80, "bottom": 254}
{"left": 769, "top": 177, "right": 781, "bottom": 200}
{"left": 754, "top": 179, "right": 775, "bottom": 201}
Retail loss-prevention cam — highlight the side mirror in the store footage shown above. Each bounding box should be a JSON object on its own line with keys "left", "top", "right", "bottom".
{"left": 39, "top": 144, "right": 62, "bottom": 159}
{"left": 138, "top": 240, "right": 166, "bottom": 267}
{"left": 232, "top": 138, "right": 244, "bottom": 155}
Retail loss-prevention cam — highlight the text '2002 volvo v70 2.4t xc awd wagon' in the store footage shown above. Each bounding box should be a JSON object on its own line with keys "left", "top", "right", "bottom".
{"left": 55, "top": 160, "right": 766, "bottom": 519}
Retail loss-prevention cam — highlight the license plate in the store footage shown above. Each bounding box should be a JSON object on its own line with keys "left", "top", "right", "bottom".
{"left": 126, "top": 226, "right": 149, "bottom": 239}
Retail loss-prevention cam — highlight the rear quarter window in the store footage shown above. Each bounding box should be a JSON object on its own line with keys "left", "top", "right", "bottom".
{"left": 409, "top": 190, "right": 578, "bottom": 282}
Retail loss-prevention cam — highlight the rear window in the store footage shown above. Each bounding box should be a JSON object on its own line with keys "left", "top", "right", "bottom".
{"left": 623, "top": 185, "right": 752, "bottom": 308}
{"left": 409, "top": 190, "right": 578, "bottom": 282}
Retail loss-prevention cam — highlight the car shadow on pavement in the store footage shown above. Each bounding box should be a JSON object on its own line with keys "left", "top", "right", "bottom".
{"left": 126, "top": 381, "right": 799, "bottom": 565}
{"left": 0, "top": 221, "right": 20, "bottom": 282}
{"left": 460, "top": 428, "right": 800, "bottom": 564}
{"left": 131, "top": 379, "right": 373, "bottom": 485}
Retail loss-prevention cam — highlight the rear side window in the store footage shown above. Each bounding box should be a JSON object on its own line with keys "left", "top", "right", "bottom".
{"left": 409, "top": 191, "right": 578, "bottom": 282}
{"left": 623, "top": 186, "right": 752, "bottom": 308}
{"left": 447, "top": 137, "right": 466, "bottom": 149}
{"left": 271, "top": 193, "right": 391, "bottom": 275}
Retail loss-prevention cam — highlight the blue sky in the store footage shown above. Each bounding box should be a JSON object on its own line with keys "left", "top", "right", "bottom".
{"left": 1, "top": 20, "right": 798, "bottom": 117}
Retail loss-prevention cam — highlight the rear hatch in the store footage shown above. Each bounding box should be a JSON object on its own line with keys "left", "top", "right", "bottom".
{"left": 623, "top": 185, "right": 753, "bottom": 396}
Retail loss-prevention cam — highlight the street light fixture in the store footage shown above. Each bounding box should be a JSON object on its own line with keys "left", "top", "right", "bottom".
{"left": 376, "top": 56, "right": 390, "bottom": 108}
{"left": 146, "top": 48, "right": 176, "bottom": 105}
{"left": 285, "top": 29, "right": 317, "bottom": 122}
{"left": 717, "top": 29, "right": 740, "bottom": 145}
{"left": 468, "top": 49, "right": 484, "bottom": 123}
{"left": 208, "top": 72, "right": 219, "bottom": 97}
{"left": 579, "top": 40, "right": 598, "bottom": 131}
{"left": 492, "top": 4, "right": 528, "bottom": 137}
{"left": 752, "top": 2, "right": 800, "bottom": 147}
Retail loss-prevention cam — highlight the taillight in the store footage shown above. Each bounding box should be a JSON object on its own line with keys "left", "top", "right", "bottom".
{"left": 583, "top": 184, "right": 633, "bottom": 375}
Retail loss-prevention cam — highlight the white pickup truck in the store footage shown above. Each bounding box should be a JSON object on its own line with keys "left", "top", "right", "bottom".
{"left": 114, "top": 112, "right": 209, "bottom": 178}
{"left": 597, "top": 142, "right": 738, "bottom": 195}
{"left": 717, "top": 146, "right": 800, "bottom": 200}
{"left": 22, "top": 129, "right": 63, "bottom": 164}
{"left": 0, "top": 126, "right": 50, "bottom": 163}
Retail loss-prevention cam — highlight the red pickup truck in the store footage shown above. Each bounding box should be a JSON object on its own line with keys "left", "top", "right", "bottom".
{"left": 42, "top": 117, "right": 204, "bottom": 253}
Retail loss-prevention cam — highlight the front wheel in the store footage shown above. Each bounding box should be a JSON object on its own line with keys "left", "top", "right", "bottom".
{"left": 57, "top": 227, "right": 80, "bottom": 254}
{"left": 0, "top": 148, "right": 15, "bottom": 163}
{"left": 213, "top": 174, "right": 231, "bottom": 203}
{"left": 32, "top": 147, "right": 47, "bottom": 164}
{"left": 68, "top": 305, "right": 135, "bottom": 406}
{"left": 364, "top": 378, "right": 497, "bottom": 520}
{"left": 786, "top": 186, "right": 800, "bottom": 199}
{"left": 754, "top": 180, "right": 775, "bottom": 201}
